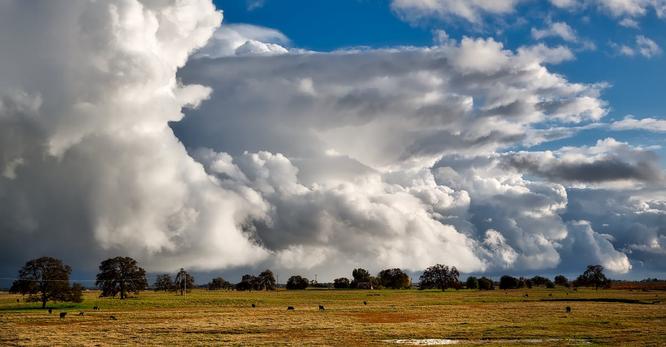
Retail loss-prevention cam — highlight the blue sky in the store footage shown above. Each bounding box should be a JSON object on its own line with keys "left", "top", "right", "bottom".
{"left": 215, "top": 0, "right": 666, "bottom": 155}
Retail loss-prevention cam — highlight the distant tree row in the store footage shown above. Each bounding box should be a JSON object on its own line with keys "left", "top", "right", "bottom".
{"left": 495, "top": 265, "right": 610, "bottom": 290}
{"left": 329, "top": 267, "right": 412, "bottom": 290}
{"left": 153, "top": 268, "right": 195, "bottom": 295}
{"left": 8, "top": 255, "right": 616, "bottom": 308}
{"left": 233, "top": 270, "right": 277, "bottom": 291}
{"left": 465, "top": 276, "right": 495, "bottom": 290}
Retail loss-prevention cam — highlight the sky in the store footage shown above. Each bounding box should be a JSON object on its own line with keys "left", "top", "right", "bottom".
{"left": 0, "top": 0, "right": 665, "bottom": 286}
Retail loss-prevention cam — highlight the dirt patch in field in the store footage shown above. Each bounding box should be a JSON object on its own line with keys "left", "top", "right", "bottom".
{"left": 541, "top": 298, "right": 661, "bottom": 304}
{"left": 350, "top": 312, "right": 425, "bottom": 323}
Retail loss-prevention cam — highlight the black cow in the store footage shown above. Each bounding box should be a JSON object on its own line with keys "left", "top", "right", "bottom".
{"left": 319, "top": 305, "right": 325, "bottom": 311}
{"left": 287, "top": 306, "right": 295, "bottom": 311}
{"left": 565, "top": 306, "right": 572, "bottom": 313}
{"left": 48, "top": 308, "right": 52, "bottom": 314}
{"left": 110, "top": 315, "right": 117, "bottom": 320}
{"left": 251, "top": 303, "right": 256, "bottom": 308}
{"left": 59, "top": 312, "right": 67, "bottom": 319}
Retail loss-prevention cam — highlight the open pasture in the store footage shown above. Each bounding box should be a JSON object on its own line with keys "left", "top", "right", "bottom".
{"left": 1, "top": 288, "right": 664, "bottom": 346}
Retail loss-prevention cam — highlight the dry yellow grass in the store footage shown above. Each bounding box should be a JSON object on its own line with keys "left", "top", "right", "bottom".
{"left": 0, "top": 288, "right": 664, "bottom": 346}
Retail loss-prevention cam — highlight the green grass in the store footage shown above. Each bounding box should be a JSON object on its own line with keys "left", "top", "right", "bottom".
{"left": 0, "top": 288, "right": 664, "bottom": 346}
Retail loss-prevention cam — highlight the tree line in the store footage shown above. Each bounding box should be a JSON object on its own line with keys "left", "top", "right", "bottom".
{"left": 8, "top": 255, "right": 616, "bottom": 307}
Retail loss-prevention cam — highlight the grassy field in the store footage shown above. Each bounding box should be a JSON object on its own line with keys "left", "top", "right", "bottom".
{"left": 0, "top": 288, "right": 664, "bottom": 346}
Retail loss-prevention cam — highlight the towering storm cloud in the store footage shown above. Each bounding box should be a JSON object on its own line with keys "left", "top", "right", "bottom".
{"left": 0, "top": 0, "right": 269, "bottom": 272}
{"left": 1, "top": 0, "right": 664, "bottom": 280}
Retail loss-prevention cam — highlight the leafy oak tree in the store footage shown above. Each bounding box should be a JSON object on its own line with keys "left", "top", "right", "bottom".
{"left": 554, "top": 275, "right": 570, "bottom": 287}
{"left": 351, "top": 268, "right": 371, "bottom": 288}
{"left": 9, "top": 257, "right": 81, "bottom": 308}
{"left": 208, "top": 277, "right": 232, "bottom": 290}
{"left": 257, "top": 269, "right": 277, "bottom": 291}
{"left": 478, "top": 277, "right": 495, "bottom": 290}
{"left": 465, "top": 276, "right": 479, "bottom": 289}
{"left": 419, "top": 264, "right": 460, "bottom": 291}
{"left": 574, "top": 265, "right": 611, "bottom": 289}
{"left": 499, "top": 275, "right": 519, "bottom": 289}
{"left": 333, "top": 277, "right": 351, "bottom": 289}
{"left": 96, "top": 256, "right": 147, "bottom": 299}
{"left": 154, "top": 274, "right": 174, "bottom": 292}
{"left": 378, "top": 268, "right": 411, "bottom": 289}
{"left": 286, "top": 275, "right": 309, "bottom": 290}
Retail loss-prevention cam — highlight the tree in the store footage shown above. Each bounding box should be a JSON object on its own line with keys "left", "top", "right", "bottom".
{"left": 67, "top": 283, "right": 84, "bottom": 303}
{"left": 419, "top": 264, "right": 460, "bottom": 291}
{"left": 174, "top": 268, "right": 195, "bottom": 295}
{"left": 499, "top": 275, "right": 519, "bottom": 290}
{"left": 257, "top": 269, "right": 276, "bottom": 291}
{"left": 96, "top": 256, "right": 148, "bottom": 299}
{"left": 378, "top": 268, "right": 411, "bottom": 289}
{"left": 574, "top": 265, "right": 610, "bottom": 289}
{"left": 208, "top": 277, "right": 232, "bottom": 290}
{"left": 351, "top": 268, "right": 371, "bottom": 288}
{"left": 530, "top": 276, "right": 549, "bottom": 287}
{"left": 518, "top": 277, "right": 532, "bottom": 289}
{"left": 236, "top": 274, "right": 258, "bottom": 291}
{"left": 333, "top": 277, "right": 350, "bottom": 289}
{"left": 478, "top": 277, "right": 494, "bottom": 290}
{"left": 286, "top": 275, "right": 309, "bottom": 290}
{"left": 154, "top": 274, "right": 173, "bottom": 292}
{"left": 9, "top": 257, "right": 75, "bottom": 308}
{"left": 465, "top": 276, "right": 479, "bottom": 290}
{"left": 235, "top": 271, "right": 275, "bottom": 291}
{"left": 554, "top": 275, "right": 570, "bottom": 287}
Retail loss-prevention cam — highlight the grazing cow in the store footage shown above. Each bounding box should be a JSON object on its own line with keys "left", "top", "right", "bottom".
{"left": 110, "top": 315, "right": 117, "bottom": 320}
{"left": 48, "top": 308, "right": 52, "bottom": 314}
{"left": 548, "top": 293, "right": 553, "bottom": 297}
{"left": 93, "top": 306, "right": 99, "bottom": 310}
{"left": 319, "top": 305, "right": 325, "bottom": 311}
{"left": 287, "top": 306, "right": 295, "bottom": 311}
{"left": 251, "top": 303, "right": 256, "bottom": 308}
{"left": 59, "top": 312, "right": 67, "bottom": 319}
{"left": 78, "top": 311, "right": 85, "bottom": 316}
{"left": 565, "top": 306, "right": 571, "bottom": 313}
{"left": 363, "top": 301, "right": 367, "bottom": 305}
{"left": 524, "top": 293, "right": 529, "bottom": 297}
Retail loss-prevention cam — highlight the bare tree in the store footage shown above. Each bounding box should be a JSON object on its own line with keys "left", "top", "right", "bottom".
{"left": 174, "top": 268, "right": 194, "bottom": 295}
